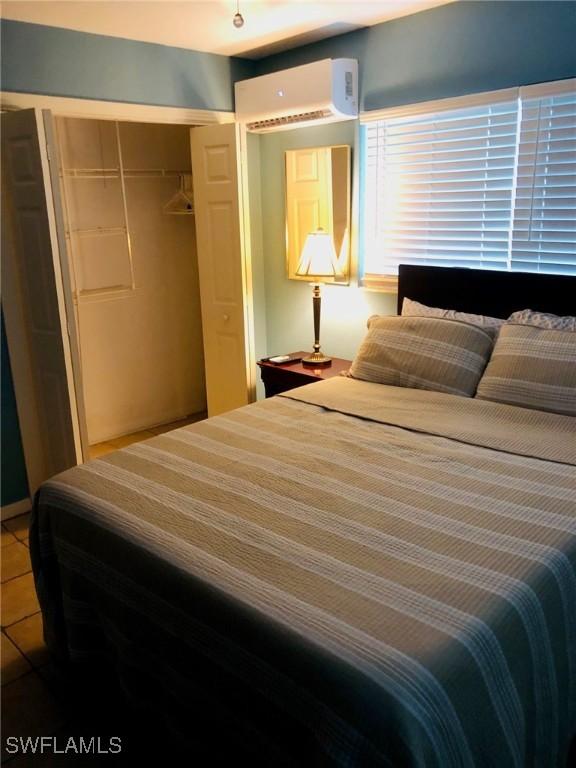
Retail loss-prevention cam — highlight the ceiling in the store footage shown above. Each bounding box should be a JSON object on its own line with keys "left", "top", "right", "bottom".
{"left": 1, "top": 0, "right": 454, "bottom": 59}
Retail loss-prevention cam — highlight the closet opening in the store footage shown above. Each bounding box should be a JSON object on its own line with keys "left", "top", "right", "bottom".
{"left": 55, "top": 117, "right": 206, "bottom": 456}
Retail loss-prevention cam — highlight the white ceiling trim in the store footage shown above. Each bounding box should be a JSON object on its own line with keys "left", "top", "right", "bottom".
{"left": 0, "top": 91, "right": 235, "bottom": 125}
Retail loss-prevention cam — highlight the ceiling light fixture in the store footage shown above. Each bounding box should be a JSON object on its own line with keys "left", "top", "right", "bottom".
{"left": 233, "top": 0, "right": 244, "bottom": 28}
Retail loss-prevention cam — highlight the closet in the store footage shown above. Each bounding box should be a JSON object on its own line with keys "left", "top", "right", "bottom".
{"left": 55, "top": 117, "right": 206, "bottom": 445}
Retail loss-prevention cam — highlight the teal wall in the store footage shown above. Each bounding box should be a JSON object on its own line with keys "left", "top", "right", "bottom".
{"left": 0, "top": 19, "right": 255, "bottom": 111}
{"left": 256, "top": 0, "right": 576, "bottom": 364}
{"left": 1, "top": 314, "right": 28, "bottom": 506}
{"left": 255, "top": 1, "right": 576, "bottom": 110}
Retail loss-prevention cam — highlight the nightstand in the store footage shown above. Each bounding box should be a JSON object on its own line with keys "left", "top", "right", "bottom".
{"left": 257, "top": 351, "right": 352, "bottom": 398}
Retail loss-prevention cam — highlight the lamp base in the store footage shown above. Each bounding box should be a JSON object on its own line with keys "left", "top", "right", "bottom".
{"left": 302, "top": 352, "right": 332, "bottom": 367}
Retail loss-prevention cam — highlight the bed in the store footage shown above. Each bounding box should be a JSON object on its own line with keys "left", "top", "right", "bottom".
{"left": 31, "top": 266, "right": 576, "bottom": 767}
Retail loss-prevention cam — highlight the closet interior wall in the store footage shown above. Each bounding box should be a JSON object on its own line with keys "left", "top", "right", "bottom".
{"left": 56, "top": 118, "right": 206, "bottom": 445}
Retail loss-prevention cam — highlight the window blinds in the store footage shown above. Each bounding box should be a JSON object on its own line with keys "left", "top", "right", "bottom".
{"left": 361, "top": 81, "right": 576, "bottom": 281}
{"left": 511, "top": 90, "right": 576, "bottom": 275}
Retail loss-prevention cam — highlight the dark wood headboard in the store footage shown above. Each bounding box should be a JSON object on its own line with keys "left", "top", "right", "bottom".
{"left": 397, "top": 265, "right": 576, "bottom": 318}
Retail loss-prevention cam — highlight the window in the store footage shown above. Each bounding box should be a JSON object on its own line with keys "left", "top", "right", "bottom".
{"left": 361, "top": 80, "right": 576, "bottom": 287}
{"left": 512, "top": 86, "right": 576, "bottom": 275}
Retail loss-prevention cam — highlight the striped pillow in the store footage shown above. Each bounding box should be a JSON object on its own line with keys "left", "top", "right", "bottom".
{"left": 476, "top": 324, "right": 576, "bottom": 416}
{"left": 507, "top": 308, "right": 576, "bottom": 332}
{"left": 349, "top": 316, "right": 494, "bottom": 397}
{"left": 402, "top": 297, "right": 505, "bottom": 337}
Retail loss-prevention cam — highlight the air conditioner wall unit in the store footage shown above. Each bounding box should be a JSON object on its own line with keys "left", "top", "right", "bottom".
{"left": 234, "top": 59, "right": 358, "bottom": 133}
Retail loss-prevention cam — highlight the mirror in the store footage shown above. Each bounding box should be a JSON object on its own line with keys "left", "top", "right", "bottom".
{"left": 285, "top": 145, "right": 351, "bottom": 283}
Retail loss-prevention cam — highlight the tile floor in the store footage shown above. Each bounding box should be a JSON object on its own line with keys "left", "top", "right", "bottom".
{"left": 1, "top": 415, "right": 206, "bottom": 765}
{"left": 2, "top": 511, "right": 64, "bottom": 764}
{"left": 87, "top": 413, "right": 207, "bottom": 460}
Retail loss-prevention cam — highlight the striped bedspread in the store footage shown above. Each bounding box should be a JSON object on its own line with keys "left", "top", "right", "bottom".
{"left": 31, "top": 378, "right": 576, "bottom": 766}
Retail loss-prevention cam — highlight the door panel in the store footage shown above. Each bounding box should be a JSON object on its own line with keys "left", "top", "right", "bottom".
{"left": 204, "top": 144, "right": 233, "bottom": 181}
{"left": 1, "top": 109, "right": 80, "bottom": 491}
{"left": 191, "top": 124, "right": 250, "bottom": 416}
{"left": 208, "top": 202, "right": 239, "bottom": 302}
{"left": 295, "top": 199, "right": 321, "bottom": 251}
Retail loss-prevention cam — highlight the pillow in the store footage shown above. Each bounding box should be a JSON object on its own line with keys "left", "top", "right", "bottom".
{"left": 507, "top": 308, "right": 576, "bottom": 332}
{"left": 349, "top": 316, "right": 494, "bottom": 397}
{"left": 401, "top": 297, "right": 505, "bottom": 336}
{"left": 476, "top": 324, "right": 576, "bottom": 416}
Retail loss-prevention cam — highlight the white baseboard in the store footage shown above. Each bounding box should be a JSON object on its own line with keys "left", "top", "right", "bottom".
{"left": 1, "top": 498, "right": 32, "bottom": 522}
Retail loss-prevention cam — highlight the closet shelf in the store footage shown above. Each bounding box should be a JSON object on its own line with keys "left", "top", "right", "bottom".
{"left": 124, "top": 169, "right": 191, "bottom": 179}
{"left": 62, "top": 168, "right": 191, "bottom": 180}
{"left": 62, "top": 168, "right": 120, "bottom": 179}
{"left": 69, "top": 226, "right": 128, "bottom": 236}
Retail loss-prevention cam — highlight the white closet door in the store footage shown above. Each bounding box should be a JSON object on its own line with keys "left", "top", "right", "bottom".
{"left": 42, "top": 111, "right": 90, "bottom": 461}
{"left": 191, "top": 123, "right": 251, "bottom": 416}
{"left": 1, "top": 109, "right": 82, "bottom": 492}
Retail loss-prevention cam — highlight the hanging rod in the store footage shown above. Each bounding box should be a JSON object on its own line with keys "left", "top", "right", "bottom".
{"left": 61, "top": 168, "right": 191, "bottom": 180}
{"left": 124, "top": 168, "right": 191, "bottom": 178}
{"left": 69, "top": 226, "right": 128, "bottom": 236}
{"left": 62, "top": 168, "right": 120, "bottom": 179}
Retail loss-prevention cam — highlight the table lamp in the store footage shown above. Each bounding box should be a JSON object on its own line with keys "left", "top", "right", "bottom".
{"left": 296, "top": 228, "right": 340, "bottom": 367}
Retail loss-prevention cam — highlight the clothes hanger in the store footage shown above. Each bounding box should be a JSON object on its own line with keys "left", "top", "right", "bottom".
{"left": 163, "top": 174, "right": 194, "bottom": 215}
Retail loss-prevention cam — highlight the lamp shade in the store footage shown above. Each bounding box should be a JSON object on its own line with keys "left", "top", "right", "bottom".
{"left": 296, "top": 229, "right": 340, "bottom": 278}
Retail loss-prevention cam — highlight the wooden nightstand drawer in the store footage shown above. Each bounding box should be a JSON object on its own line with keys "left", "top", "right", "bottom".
{"left": 257, "top": 352, "right": 351, "bottom": 398}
